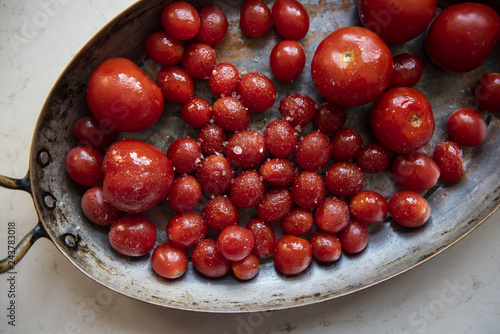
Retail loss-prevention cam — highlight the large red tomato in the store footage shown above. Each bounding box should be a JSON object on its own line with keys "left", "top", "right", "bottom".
{"left": 86, "top": 58, "right": 164, "bottom": 132}
{"left": 311, "top": 26, "right": 393, "bottom": 107}
{"left": 425, "top": 3, "right": 500, "bottom": 73}
{"left": 103, "top": 139, "right": 174, "bottom": 213}
{"left": 358, "top": 0, "right": 437, "bottom": 44}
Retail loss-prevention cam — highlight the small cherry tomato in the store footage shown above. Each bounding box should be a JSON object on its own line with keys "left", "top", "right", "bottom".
{"left": 309, "top": 231, "right": 342, "bottom": 263}
{"left": 272, "top": 0, "right": 310, "bottom": 40}
{"left": 240, "top": 0, "right": 272, "bottom": 37}
{"left": 388, "top": 53, "right": 424, "bottom": 89}
{"left": 355, "top": 143, "right": 390, "bottom": 174}
{"left": 281, "top": 208, "right": 314, "bottom": 236}
{"left": 230, "top": 170, "right": 265, "bottom": 209}
{"left": 168, "top": 196, "right": 209, "bottom": 238}
{"left": 156, "top": 66, "right": 194, "bottom": 104}
{"left": 81, "top": 186, "right": 121, "bottom": 226}
{"left": 196, "top": 5, "right": 228, "bottom": 46}
{"left": 86, "top": 58, "right": 164, "bottom": 132}
{"left": 311, "top": 26, "right": 393, "bottom": 107}
{"left": 264, "top": 119, "right": 299, "bottom": 158}
{"left": 270, "top": 40, "right": 306, "bottom": 82}
{"left": 291, "top": 171, "right": 325, "bottom": 210}
{"left": 340, "top": 219, "right": 369, "bottom": 254}
{"left": 197, "top": 123, "right": 227, "bottom": 155}
{"left": 313, "top": 102, "right": 347, "bottom": 136}
{"left": 73, "top": 115, "right": 116, "bottom": 150}
{"left": 166, "top": 175, "right": 202, "bottom": 213}
{"left": 181, "top": 97, "right": 212, "bottom": 128}
{"left": 315, "top": 197, "right": 350, "bottom": 234}
{"left": 260, "top": 158, "right": 296, "bottom": 187}
{"left": 145, "top": 31, "right": 184, "bottom": 67}
{"left": 197, "top": 155, "right": 234, "bottom": 196}
{"left": 325, "top": 162, "right": 365, "bottom": 198}
{"left": 330, "top": 128, "right": 362, "bottom": 161}
{"left": 295, "top": 131, "right": 332, "bottom": 171}
{"left": 212, "top": 96, "right": 250, "bottom": 132}
{"left": 151, "top": 243, "right": 189, "bottom": 279}
{"left": 257, "top": 187, "right": 293, "bottom": 223}
{"left": 475, "top": 73, "right": 500, "bottom": 112}
{"left": 279, "top": 93, "right": 316, "bottom": 128}
{"left": 358, "top": 0, "right": 437, "bottom": 44}
{"left": 166, "top": 137, "right": 203, "bottom": 175}
{"left": 232, "top": 254, "right": 259, "bottom": 280}
{"left": 425, "top": 2, "right": 500, "bottom": 72}
{"left": 203, "top": 195, "right": 239, "bottom": 231}
{"left": 108, "top": 215, "right": 156, "bottom": 257}
{"left": 162, "top": 1, "right": 201, "bottom": 40}
{"left": 66, "top": 146, "right": 103, "bottom": 187}
{"left": 191, "top": 239, "right": 231, "bottom": 278}
{"left": 447, "top": 108, "right": 487, "bottom": 147}
{"left": 389, "top": 190, "right": 431, "bottom": 228}
{"left": 392, "top": 152, "right": 440, "bottom": 192}
{"left": 224, "top": 130, "right": 266, "bottom": 169}
{"left": 182, "top": 43, "right": 217, "bottom": 80}
{"left": 371, "top": 87, "right": 434, "bottom": 154}
{"left": 433, "top": 141, "right": 465, "bottom": 183}
{"left": 273, "top": 235, "right": 312, "bottom": 275}
{"left": 217, "top": 225, "right": 255, "bottom": 262}
{"left": 247, "top": 218, "right": 276, "bottom": 258}
{"left": 238, "top": 72, "right": 276, "bottom": 113}
{"left": 349, "top": 190, "right": 388, "bottom": 224}
{"left": 209, "top": 62, "right": 240, "bottom": 97}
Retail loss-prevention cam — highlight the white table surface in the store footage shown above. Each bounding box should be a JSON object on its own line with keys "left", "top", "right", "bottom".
{"left": 1, "top": 1, "right": 499, "bottom": 333}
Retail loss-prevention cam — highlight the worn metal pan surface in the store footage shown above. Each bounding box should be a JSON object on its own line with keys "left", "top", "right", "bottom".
{"left": 1, "top": 0, "right": 499, "bottom": 312}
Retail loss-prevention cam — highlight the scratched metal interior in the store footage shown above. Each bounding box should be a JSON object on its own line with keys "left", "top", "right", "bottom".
{"left": 27, "top": 0, "right": 500, "bottom": 312}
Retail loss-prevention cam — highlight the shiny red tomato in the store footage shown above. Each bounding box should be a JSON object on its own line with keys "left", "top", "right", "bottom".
{"left": 151, "top": 243, "right": 188, "bottom": 279}
{"left": 86, "top": 58, "right": 164, "bottom": 132}
{"left": 392, "top": 152, "right": 440, "bottom": 192}
{"left": 272, "top": 0, "right": 310, "bottom": 40}
{"left": 475, "top": 73, "right": 500, "bottom": 113}
{"left": 273, "top": 235, "right": 312, "bottom": 275}
{"left": 425, "top": 2, "right": 500, "bottom": 72}
{"left": 108, "top": 215, "right": 156, "bottom": 257}
{"left": 311, "top": 26, "right": 393, "bottom": 107}
{"left": 358, "top": 0, "right": 437, "bottom": 44}
{"left": 102, "top": 139, "right": 174, "bottom": 213}
{"left": 161, "top": 1, "right": 201, "bottom": 41}
{"left": 370, "top": 87, "right": 434, "bottom": 154}
{"left": 269, "top": 40, "right": 306, "bottom": 82}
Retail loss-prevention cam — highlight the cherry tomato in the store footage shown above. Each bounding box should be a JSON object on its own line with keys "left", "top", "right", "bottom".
{"left": 102, "top": 139, "right": 174, "bottom": 213}
{"left": 247, "top": 218, "right": 275, "bottom": 258}
{"left": 475, "top": 73, "right": 500, "bottom": 112}
{"left": 313, "top": 102, "right": 347, "bottom": 136}
{"left": 86, "top": 58, "right": 164, "bottom": 132}
{"left": 260, "top": 158, "right": 296, "bottom": 187}
{"left": 295, "top": 131, "right": 332, "bottom": 171}
{"left": 273, "top": 235, "right": 312, "bottom": 275}
{"left": 191, "top": 239, "right": 231, "bottom": 278}
{"left": 311, "top": 26, "right": 393, "bottom": 107}
{"left": 161, "top": 1, "right": 201, "bottom": 41}
{"left": 425, "top": 2, "right": 500, "bottom": 72}
{"left": 224, "top": 129, "right": 266, "bottom": 169}
{"left": 145, "top": 31, "right": 184, "bottom": 66}
{"left": 203, "top": 195, "right": 239, "bottom": 231}
{"left": 182, "top": 43, "right": 217, "bottom": 80}
{"left": 433, "top": 141, "right": 465, "bottom": 183}
{"left": 447, "top": 108, "right": 488, "bottom": 147}
{"left": 355, "top": 143, "right": 390, "bottom": 174}
{"left": 315, "top": 197, "right": 350, "bottom": 234}
{"left": 270, "top": 40, "right": 306, "bottom": 82}
{"left": 291, "top": 171, "right": 325, "bottom": 210}
{"left": 339, "top": 219, "right": 369, "bottom": 254}
{"left": 272, "top": 0, "right": 310, "bottom": 40}
{"left": 257, "top": 187, "right": 293, "bottom": 223}
{"left": 196, "top": 5, "right": 228, "bottom": 46}
{"left": 238, "top": 72, "right": 276, "bottom": 113}
{"left": 73, "top": 115, "right": 116, "bottom": 150}
{"left": 349, "top": 190, "right": 388, "bottom": 224}
{"left": 66, "top": 146, "right": 103, "bottom": 187}
{"left": 330, "top": 128, "right": 362, "bottom": 161}
{"left": 166, "top": 212, "right": 207, "bottom": 248}
{"left": 370, "top": 87, "right": 434, "bottom": 154}
{"left": 108, "top": 215, "right": 156, "bottom": 257}
{"left": 281, "top": 208, "right": 314, "bottom": 236}
{"left": 156, "top": 66, "right": 194, "bottom": 104}
{"left": 232, "top": 254, "right": 259, "bottom": 280}
{"left": 264, "top": 119, "right": 299, "bottom": 158}
{"left": 389, "top": 190, "right": 431, "bottom": 228}
{"left": 197, "top": 123, "right": 226, "bottom": 155}
{"left": 392, "top": 152, "right": 440, "bottom": 192}
{"left": 388, "top": 53, "right": 424, "bottom": 89}
{"left": 209, "top": 62, "right": 240, "bottom": 97}
{"left": 230, "top": 170, "right": 265, "bottom": 209}
{"left": 181, "top": 97, "right": 212, "bottom": 128}
{"left": 81, "top": 186, "right": 121, "bottom": 226}
{"left": 325, "top": 161, "right": 365, "bottom": 198}
{"left": 166, "top": 175, "right": 202, "bottom": 213}
{"left": 197, "top": 155, "right": 234, "bottom": 196}
{"left": 279, "top": 93, "right": 316, "bottom": 128}
{"left": 358, "top": 0, "right": 437, "bottom": 44}
{"left": 240, "top": 0, "right": 272, "bottom": 37}
{"left": 217, "top": 225, "right": 255, "bottom": 262}
{"left": 151, "top": 243, "right": 189, "bottom": 279}
{"left": 166, "top": 137, "right": 203, "bottom": 175}
{"left": 309, "top": 231, "right": 342, "bottom": 263}
{"left": 212, "top": 96, "right": 251, "bottom": 132}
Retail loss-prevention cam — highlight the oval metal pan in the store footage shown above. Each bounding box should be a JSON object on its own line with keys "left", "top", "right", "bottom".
{"left": 25, "top": 0, "right": 500, "bottom": 312}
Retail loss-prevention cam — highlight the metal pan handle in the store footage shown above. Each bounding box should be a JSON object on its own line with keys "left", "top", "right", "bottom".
{"left": 0, "top": 172, "right": 49, "bottom": 273}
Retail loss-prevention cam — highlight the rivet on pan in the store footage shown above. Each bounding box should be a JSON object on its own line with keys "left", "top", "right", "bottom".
{"left": 63, "top": 233, "right": 78, "bottom": 249}
{"left": 38, "top": 150, "right": 51, "bottom": 167}
{"left": 43, "top": 193, "right": 56, "bottom": 209}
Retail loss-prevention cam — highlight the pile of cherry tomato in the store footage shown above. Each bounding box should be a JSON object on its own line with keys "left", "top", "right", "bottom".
{"left": 66, "top": 0, "right": 500, "bottom": 281}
